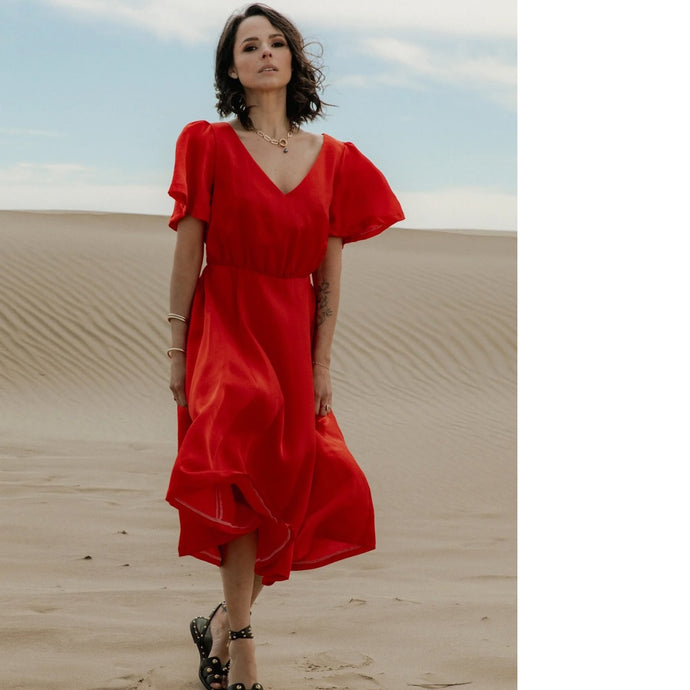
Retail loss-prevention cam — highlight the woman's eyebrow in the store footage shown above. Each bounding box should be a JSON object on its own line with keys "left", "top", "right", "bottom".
{"left": 241, "top": 33, "right": 285, "bottom": 45}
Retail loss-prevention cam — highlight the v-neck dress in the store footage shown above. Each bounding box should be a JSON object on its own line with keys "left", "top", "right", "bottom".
{"left": 165, "top": 120, "right": 404, "bottom": 586}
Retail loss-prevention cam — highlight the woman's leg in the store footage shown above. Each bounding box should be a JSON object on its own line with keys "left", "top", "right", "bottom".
{"left": 220, "top": 532, "right": 260, "bottom": 687}
{"left": 207, "top": 576, "right": 263, "bottom": 660}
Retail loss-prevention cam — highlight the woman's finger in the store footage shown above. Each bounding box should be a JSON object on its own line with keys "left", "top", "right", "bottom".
{"left": 315, "top": 396, "right": 332, "bottom": 417}
{"left": 170, "top": 383, "right": 187, "bottom": 407}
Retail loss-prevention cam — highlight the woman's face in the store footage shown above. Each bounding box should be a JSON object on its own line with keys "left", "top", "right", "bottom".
{"left": 230, "top": 15, "right": 292, "bottom": 92}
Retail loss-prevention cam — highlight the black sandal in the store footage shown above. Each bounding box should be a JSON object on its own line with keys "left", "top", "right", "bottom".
{"left": 228, "top": 625, "right": 263, "bottom": 690}
{"left": 190, "top": 602, "right": 230, "bottom": 690}
{"left": 200, "top": 657, "right": 229, "bottom": 690}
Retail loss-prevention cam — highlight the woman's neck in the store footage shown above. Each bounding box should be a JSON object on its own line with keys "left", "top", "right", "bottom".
{"left": 244, "top": 88, "right": 291, "bottom": 136}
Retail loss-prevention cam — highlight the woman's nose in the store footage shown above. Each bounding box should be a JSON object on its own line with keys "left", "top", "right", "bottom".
{"left": 261, "top": 46, "right": 272, "bottom": 58}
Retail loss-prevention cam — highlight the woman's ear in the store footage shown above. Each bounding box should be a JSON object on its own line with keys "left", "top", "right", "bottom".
{"left": 229, "top": 67, "right": 238, "bottom": 79}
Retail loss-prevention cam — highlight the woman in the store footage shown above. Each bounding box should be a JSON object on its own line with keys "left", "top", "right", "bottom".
{"left": 165, "top": 4, "right": 404, "bottom": 689}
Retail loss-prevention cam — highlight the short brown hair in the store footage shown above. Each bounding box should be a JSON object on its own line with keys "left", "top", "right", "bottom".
{"left": 215, "top": 3, "right": 327, "bottom": 128}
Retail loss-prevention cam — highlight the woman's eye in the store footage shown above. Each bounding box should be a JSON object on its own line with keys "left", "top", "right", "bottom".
{"left": 241, "top": 41, "right": 285, "bottom": 52}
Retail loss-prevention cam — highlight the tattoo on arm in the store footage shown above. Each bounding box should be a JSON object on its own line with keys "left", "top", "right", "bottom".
{"left": 315, "top": 280, "right": 333, "bottom": 326}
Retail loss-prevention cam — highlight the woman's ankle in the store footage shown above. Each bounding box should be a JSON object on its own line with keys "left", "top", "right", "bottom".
{"left": 228, "top": 637, "right": 257, "bottom": 685}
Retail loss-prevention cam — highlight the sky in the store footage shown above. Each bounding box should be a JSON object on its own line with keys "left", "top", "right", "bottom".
{"left": 0, "top": 0, "right": 516, "bottom": 230}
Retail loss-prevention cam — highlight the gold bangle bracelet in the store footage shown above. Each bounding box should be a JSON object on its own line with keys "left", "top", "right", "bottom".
{"left": 167, "top": 347, "right": 186, "bottom": 358}
{"left": 312, "top": 361, "right": 330, "bottom": 370}
{"left": 167, "top": 313, "right": 188, "bottom": 324}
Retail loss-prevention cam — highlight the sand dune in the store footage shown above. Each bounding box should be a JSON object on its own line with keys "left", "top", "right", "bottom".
{"left": 0, "top": 211, "right": 516, "bottom": 689}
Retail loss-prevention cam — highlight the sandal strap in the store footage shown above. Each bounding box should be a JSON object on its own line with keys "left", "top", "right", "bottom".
{"left": 211, "top": 601, "right": 227, "bottom": 618}
{"left": 229, "top": 624, "right": 254, "bottom": 640}
{"left": 190, "top": 601, "right": 227, "bottom": 662}
{"left": 198, "top": 601, "right": 226, "bottom": 636}
{"left": 190, "top": 617, "right": 209, "bottom": 656}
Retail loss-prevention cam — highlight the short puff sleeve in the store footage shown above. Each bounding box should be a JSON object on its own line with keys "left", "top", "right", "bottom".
{"left": 329, "top": 142, "right": 405, "bottom": 244}
{"left": 168, "top": 120, "right": 216, "bottom": 231}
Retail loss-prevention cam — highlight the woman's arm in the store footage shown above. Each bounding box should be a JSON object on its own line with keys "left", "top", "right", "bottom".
{"left": 168, "top": 216, "right": 205, "bottom": 408}
{"left": 311, "top": 236, "right": 343, "bottom": 416}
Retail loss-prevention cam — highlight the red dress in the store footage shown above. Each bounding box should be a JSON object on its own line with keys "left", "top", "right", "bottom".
{"left": 165, "top": 120, "right": 404, "bottom": 586}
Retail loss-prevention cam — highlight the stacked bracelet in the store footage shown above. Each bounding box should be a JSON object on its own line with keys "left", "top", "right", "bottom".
{"left": 166, "top": 347, "right": 186, "bottom": 358}
{"left": 312, "top": 361, "right": 330, "bottom": 370}
{"left": 167, "top": 313, "right": 188, "bottom": 324}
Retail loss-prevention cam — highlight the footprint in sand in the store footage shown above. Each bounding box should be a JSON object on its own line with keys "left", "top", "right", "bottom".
{"left": 117, "top": 668, "right": 167, "bottom": 690}
{"left": 300, "top": 652, "right": 382, "bottom": 690}
{"left": 299, "top": 649, "right": 373, "bottom": 673}
{"left": 313, "top": 672, "right": 383, "bottom": 689}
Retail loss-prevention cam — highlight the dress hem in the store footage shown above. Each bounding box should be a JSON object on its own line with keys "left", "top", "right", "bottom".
{"left": 168, "top": 494, "right": 375, "bottom": 585}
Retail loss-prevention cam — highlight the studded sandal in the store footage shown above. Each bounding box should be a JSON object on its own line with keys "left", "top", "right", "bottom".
{"left": 200, "top": 657, "right": 229, "bottom": 690}
{"left": 190, "top": 601, "right": 230, "bottom": 690}
{"left": 228, "top": 624, "right": 263, "bottom": 690}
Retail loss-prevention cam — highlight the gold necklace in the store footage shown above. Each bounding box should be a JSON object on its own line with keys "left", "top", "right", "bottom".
{"left": 255, "top": 128, "right": 295, "bottom": 153}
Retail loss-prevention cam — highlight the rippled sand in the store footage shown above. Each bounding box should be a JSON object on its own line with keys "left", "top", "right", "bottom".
{"left": 0, "top": 211, "right": 516, "bottom": 689}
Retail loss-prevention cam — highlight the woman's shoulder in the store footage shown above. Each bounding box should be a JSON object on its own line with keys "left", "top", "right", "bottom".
{"left": 317, "top": 133, "right": 366, "bottom": 164}
{"left": 319, "top": 134, "right": 374, "bottom": 167}
{"left": 175, "top": 120, "right": 214, "bottom": 146}
{"left": 174, "top": 121, "right": 234, "bottom": 156}
{"left": 180, "top": 120, "right": 230, "bottom": 134}
{"left": 318, "top": 131, "right": 349, "bottom": 148}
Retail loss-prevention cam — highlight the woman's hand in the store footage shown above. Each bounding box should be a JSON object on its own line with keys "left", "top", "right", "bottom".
{"left": 169, "top": 353, "right": 188, "bottom": 407}
{"left": 313, "top": 365, "right": 332, "bottom": 417}
{"left": 168, "top": 215, "right": 204, "bottom": 409}
{"left": 311, "top": 237, "right": 341, "bottom": 418}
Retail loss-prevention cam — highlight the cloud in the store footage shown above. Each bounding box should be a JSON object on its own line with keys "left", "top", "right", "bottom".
{"left": 42, "top": 0, "right": 516, "bottom": 43}
{"left": 0, "top": 163, "right": 170, "bottom": 214}
{"left": 0, "top": 128, "right": 65, "bottom": 138}
{"left": 43, "top": 0, "right": 217, "bottom": 42}
{"left": 360, "top": 37, "right": 516, "bottom": 87}
{"left": 0, "top": 162, "right": 93, "bottom": 184}
{"left": 335, "top": 71, "right": 425, "bottom": 91}
{"left": 396, "top": 187, "right": 516, "bottom": 231}
{"left": 0, "top": 182, "right": 171, "bottom": 216}
{"left": 342, "top": 36, "right": 516, "bottom": 108}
